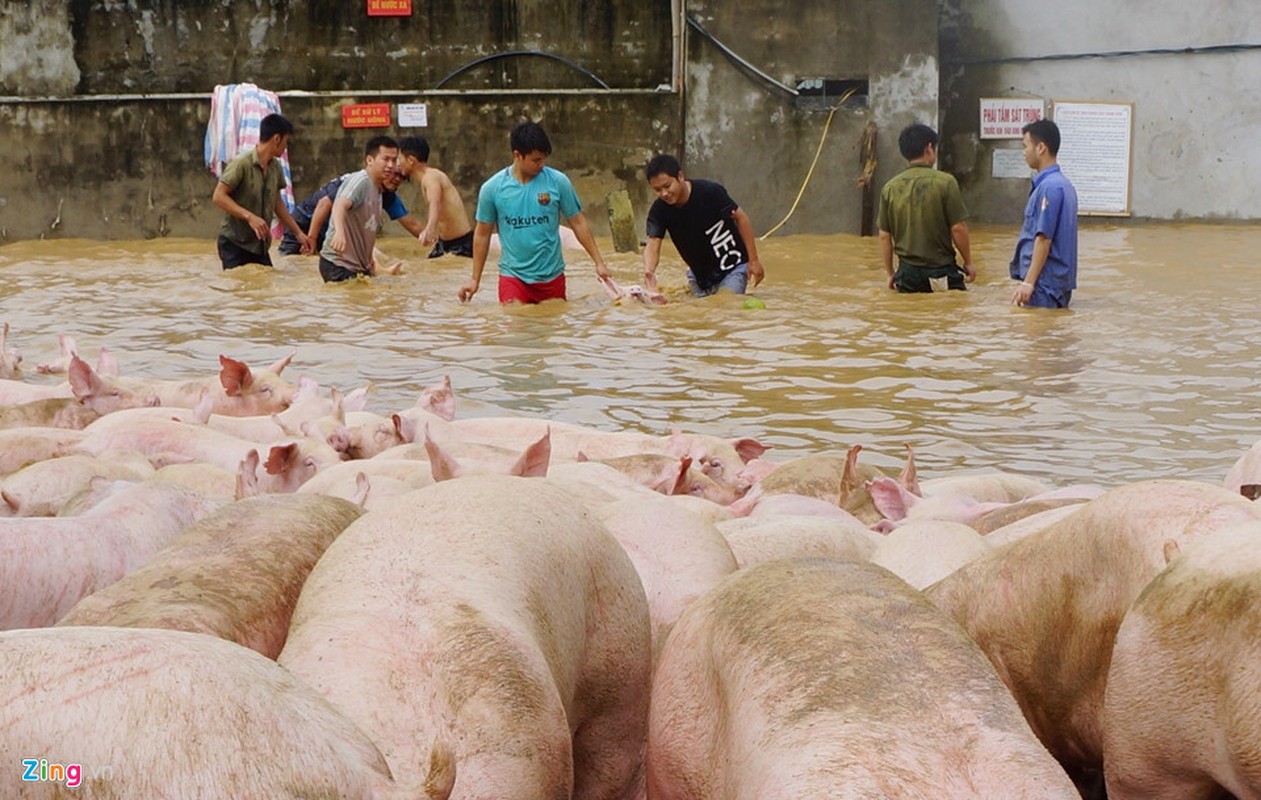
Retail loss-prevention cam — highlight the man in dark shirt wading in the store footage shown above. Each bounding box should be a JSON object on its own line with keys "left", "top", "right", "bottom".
{"left": 642, "top": 154, "right": 766, "bottom": 297}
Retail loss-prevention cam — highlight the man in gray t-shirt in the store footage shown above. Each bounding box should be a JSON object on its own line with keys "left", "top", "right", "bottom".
{"left": 318, "top": 135, "right": 400, "bottom": 283}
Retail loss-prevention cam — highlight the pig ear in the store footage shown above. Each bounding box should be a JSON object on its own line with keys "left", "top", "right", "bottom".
{"left": 264, "top": 443, "right": 299, "bottom": 476}
{"left": 329, "top": 388, "right": 347, "bottom": 423}
{"left": 731, "top": 437, "right": 769, "bottom": 463}
{"left": 57, "top": 333, "right": 77, "bottom": 359}
{"left": 236, "top": 450, "right": 261, "bottom": 500}
{"left": 219, "top": 355, "right": 254, "bottom": 396}
{"left": 897, "top": 443, "right": 921, "bottom": 495}
{"left": 1162, "top": 538, "right": 1181, "bottom": 565}
{"left": 343, "top": 383, "right": 372, "bottom": 413}
{"left": 423, "top": 427, "right": 463, "bottom": 482}
{"left": 867, "top": 475, "right": 916, "bottom": 522}
{"left": 418, "top": 375, "right": 456, "bottom": 422}
{"left": 838, "top": 443, "right": 865, "bottom": 500}
{"left": 191, "top": 387, "right": 214, "bottom": 424}
{"left": 67, "top": 354, "right": 100, "bottom": 400}
{"left": 95, "top": 346, "right": 119, "bottom": 377}
{"left": 352, "top": 472, "right": 371, "bottom": 507}
{"left": 508, "top": 429, "right": 551, "bottom": 478}
{"left": 268, "top": 351, "right": 296, "bottom": 375}
{"left": 1241, "top": 484, "right": 1261, "bottom": 501}
{"left": 576, "top": 450, "right": 590, "bottom": 463}
{"left": 393, "top": 413, "right": 419, "bottom": 444}
{"left": 293, "top": 375, "right": 320, "bottom": 402}
{"left": 650, "top": 455, "right": 692, "bottom": 495}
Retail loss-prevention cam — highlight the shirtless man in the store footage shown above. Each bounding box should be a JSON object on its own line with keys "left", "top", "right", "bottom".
{"left": 397, "top": 136, "right": 475, "bottom": 258}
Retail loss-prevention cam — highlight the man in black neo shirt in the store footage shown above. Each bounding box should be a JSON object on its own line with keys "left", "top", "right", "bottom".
{"left": 642, "top": 154, "right": 765, "bottom": 297}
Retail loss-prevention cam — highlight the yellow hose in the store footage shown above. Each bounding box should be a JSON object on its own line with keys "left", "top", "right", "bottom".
{"left": 760, "top": 88, "right": 857, "bottom": 240}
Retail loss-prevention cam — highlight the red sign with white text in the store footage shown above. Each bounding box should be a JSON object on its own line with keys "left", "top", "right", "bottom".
{"left": 341, "top": 103, "right": 392, "bottom": 129}
{"left": 367, "top": 0, "right": 412, "bottom": 16}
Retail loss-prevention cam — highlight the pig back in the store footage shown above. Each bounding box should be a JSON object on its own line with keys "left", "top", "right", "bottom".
{"left": 57, "top": 494, "right": 362, "bottom": 658}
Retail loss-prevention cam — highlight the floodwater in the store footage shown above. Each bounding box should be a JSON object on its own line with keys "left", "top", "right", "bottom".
{"left": 0, "top": 224, "right": 1257, "bottom": 487}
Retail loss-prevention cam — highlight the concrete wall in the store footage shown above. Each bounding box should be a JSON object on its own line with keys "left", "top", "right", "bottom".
{"left": 681, "top": 0, "right": 940, "bottom": 236}
{"left": 940, "top": 0, "right": 1261, "bottom": 222}
{"left": 0, "top": 0, "right": 944, "bottom": 241}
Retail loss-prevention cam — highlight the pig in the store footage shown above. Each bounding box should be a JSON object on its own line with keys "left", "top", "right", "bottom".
{"left": 1101, "top": 521, "right": 1261, "bottom": 800}
{"left": 279, "top": 475, "right": 651, "bottom": 800}
{"left": 235, "top": 441, "right": 341, "bottom": 496}
{"left": 297, "top": 458, "right": 436, "bottom": 504}
{"left": 970, "top": 495, "right": 1095, "bottom": 535}
{"left": 0, "top": 397, "right": 100, "bottom": 430}
{"left": 926, "top": 479, "right": 1261, "bottom": 789}
{"left": 0, "top": 427, "right": 88, "bottom": 475}
{"left": 730, "top": 444, "right": 890, "bottom": 523}
{"left": 716, "top": 515, "right": 881, "bottom": 569}
{"left": 0, "top": 376, "right": 69, "bottom": 405}
{"left": 68, "top": 351, "right": 298, "bottom": 416}
{"left": 982, "top": 504, "right": 1086, "bottom": 547}
{"left": 0, "top": 479, "right": 224, "bottom": 629}
{"left": 58, "top": 494, "right": 362, "bottom": 658}
{"left": 647, "top": 558, "right": 1080, "bottom": 799}
{"left": 594, "top": 496, "right": 739, "bottom": 665}
{"left": 0, "top": 321, "right": 21, "bottom": 378}
{"left": 150, "top": 461, "right": 239, "bottom": 499}
{"left": 78, "top": 413, "right": 341, "bottom": 486}
{"left": 578, "top": 452, "right": 741, "bottom": 505}
{"left": 1, "top": 453, "right": 153, "bottom": 516}
{"left": 0, "top": 626, "right": 406, "bottom": 798}
{"left": 869, "top": 519, "right": 992, "bottom": 590}
{"left": 1225, "top": 437, "right": 1261, "bottom": 499}
{"left": 423, "top": 426, "right": 551, "bottom": 481}
{"left": 34, "top": 333, "right": 116, "bottom": 376}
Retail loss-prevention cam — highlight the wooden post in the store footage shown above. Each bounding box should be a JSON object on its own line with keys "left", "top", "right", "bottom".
{"left": 857, "top": 122, "right": 878, "bottom": 237}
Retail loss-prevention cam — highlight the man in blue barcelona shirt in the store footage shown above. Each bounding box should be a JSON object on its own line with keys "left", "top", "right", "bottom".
{"left": 458, "top": 121, "right": 613, "bottom": 304}
{"left": 1010, "top": 118, "right": 1079, "bottom": 308}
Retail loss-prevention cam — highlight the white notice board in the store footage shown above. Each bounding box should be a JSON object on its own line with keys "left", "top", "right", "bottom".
{"left": 1052, "top": 100, "right": 1133, "bottom": 216}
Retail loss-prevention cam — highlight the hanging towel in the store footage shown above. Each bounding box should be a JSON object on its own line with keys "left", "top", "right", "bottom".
{"left": 205, "top": 83, "right": 295, "bottom": 238}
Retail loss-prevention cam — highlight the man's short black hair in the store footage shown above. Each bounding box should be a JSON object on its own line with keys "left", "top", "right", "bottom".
{"left": 399, "top": 135, "right": 430, "bottom": 162}
{"left": 259, "top": 113, "right": 293, "bottom": 142}
{"left": 645, "top": 154, "right": 683, "bottom": 180}
{"left": 1022, "top": 118, "right": 1062, "bottom": 155}
{"left": 364, "top": 135, "right": 399, "bottom": 157}
{"left": 510, "top": 121, "right": 552, "bottom": 157}
{"left": 897, "top": 123, "right": 938, "bottom": 161}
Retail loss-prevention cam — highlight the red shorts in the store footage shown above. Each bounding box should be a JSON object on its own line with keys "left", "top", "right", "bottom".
{"left": 498, "top": 273, "right": 566, "bottom": 304}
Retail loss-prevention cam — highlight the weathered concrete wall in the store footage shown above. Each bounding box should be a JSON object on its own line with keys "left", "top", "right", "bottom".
{"left": 0, "top": 5, "right": 81, "bottom": 95}
{"left": 940, "top": 0, "right": 1261, "bottom": 222}
{"left": 681, "top": 0, "right": 940, "bottom": 236}
{"left": 58, "top": 0, "right": 672, "bottom": 93}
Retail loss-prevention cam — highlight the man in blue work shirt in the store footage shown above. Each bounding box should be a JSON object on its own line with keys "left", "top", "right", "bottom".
{"left": 1010, "top": 118, "right": 1078, "bottom": 308}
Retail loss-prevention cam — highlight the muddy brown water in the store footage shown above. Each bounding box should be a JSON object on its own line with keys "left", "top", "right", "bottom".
{"left": 1, "top": 224, "right": 1257, "bottom": 487}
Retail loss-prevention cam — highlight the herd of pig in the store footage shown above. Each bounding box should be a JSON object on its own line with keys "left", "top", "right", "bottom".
{"left": 2, "top": 321, "right": 1261, "bottom": 799}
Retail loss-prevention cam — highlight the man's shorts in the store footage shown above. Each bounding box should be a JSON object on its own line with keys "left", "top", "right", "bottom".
{"left": 218, "top": 235, "right": 273, "bottom": 270}
{"left": 688, "top": 263, "right": 749, "bottom": 297}
{"left": 319, "top": 257, "right": 365, "bottom": 283}
{"left": 428, "top": 231, "right": 474, "bottom": 258}
{"left": 894, "top": 262, "right": 966, "bottom": 293}
{"left": 498, "top": 272, "right": 566, "bottom": 304}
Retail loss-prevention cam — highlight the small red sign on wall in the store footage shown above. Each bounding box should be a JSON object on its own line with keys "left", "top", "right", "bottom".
{"left": 367, "top": 0, "right": 412, "bottom": 16}
{"left": 342, "top": 103, "right": 392, "bottom": 129}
